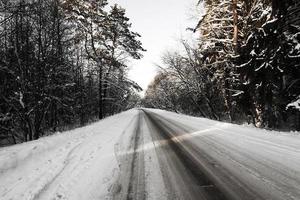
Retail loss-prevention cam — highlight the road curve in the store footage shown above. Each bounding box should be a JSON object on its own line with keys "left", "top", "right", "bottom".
{"left": 115, "top": 109, "right": 300, "bottom": 200}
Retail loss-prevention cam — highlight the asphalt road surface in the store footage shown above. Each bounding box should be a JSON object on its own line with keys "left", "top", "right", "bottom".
{"left": 113, "top": 109, "right": 300, "bottom": 200}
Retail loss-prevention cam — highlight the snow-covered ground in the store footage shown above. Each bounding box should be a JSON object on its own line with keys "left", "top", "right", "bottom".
{"left": 1, "top": 108, "right": 299, "bottom": 200}
{"left": 0, "top": 109, "right": 139, "bottom": 200}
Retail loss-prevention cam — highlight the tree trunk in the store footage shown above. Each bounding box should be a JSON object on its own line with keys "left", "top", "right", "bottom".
{"left": 26, "top": 116, "right": 33, "bottom": 141}
{"left": 102, "top": 73, "right": 110, "bottom": 116}
{"left": 222, "top": 68, "right": 234, "bottom": 122}
{"left": 98, "top": 67, "right": 104, "bottom": 119}
{"left": 233, "top": 0, "right": 238, "bottom": 50}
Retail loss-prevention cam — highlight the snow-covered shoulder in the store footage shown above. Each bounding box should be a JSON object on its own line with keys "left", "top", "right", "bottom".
{"left": 0, "top": 109, "right": 139, "bottom": 200}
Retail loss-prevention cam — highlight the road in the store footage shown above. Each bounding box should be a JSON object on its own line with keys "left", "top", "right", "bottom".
{"left": 0, "top": 108, "right": 300, "bottom": 200}
{"left": 114, "top": 109, "right": 300, "bottom": 200}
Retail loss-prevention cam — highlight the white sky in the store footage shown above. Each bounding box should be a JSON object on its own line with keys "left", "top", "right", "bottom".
{"left": 109, "top": 0, "right": 199, "bottom": 95}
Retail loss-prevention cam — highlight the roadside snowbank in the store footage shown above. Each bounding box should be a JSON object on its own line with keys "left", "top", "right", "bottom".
{"left": 0, "top": 109, "right": 138, "bottom": 200}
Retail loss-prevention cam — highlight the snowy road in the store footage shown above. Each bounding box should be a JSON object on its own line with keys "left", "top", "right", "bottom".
{"left": 1, "top": 109, "right": 300, "bottom": 200}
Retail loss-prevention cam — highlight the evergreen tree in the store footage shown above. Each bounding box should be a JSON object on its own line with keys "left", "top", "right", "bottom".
{"left": 0, "top": 0, "right": 144, "bottom": 145}
{"left": 236, "top": 0, "right": 300, "bottom": 129}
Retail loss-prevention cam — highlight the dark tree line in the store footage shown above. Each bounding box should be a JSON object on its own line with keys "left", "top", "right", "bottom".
{"left": 236, "top": 0, "right": 300, "bottom": 129}
{"left": 0, "top": 0, "right": 144, "bottom": 145}
{"left": 144, "top": 0, "right": 300, "bottom": 130}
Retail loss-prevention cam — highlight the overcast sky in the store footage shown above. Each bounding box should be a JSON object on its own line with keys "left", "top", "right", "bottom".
{"left": 108, "top": 0, "right": 199, "bottom": 95}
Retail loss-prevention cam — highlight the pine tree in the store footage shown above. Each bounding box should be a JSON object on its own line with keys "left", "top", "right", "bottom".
{"left": 64, "top": 1, "right": 144, "bottom": 119}
{"left": 236, "top": 0, "right": 300, "bottom": 129}
{"left": 0, "top": 0, "right": 145, "bottom": 145}
{"left": 195, "top": 0, "right": 245, "bottom": 121}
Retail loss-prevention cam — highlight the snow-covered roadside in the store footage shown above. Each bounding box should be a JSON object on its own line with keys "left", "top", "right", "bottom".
{"left": 0, "top": 109, "right": 139, "bottom": 200}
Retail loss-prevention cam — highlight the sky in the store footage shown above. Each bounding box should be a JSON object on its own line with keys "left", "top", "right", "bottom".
{"left": 108, "top": 0, "right": 199, "bottom": 95}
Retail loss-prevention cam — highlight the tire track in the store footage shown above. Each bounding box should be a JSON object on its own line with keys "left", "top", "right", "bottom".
{"left": 32, "top": 142, "right": 83, "bottom": 200}
{"left": 126, "top": 112, "right": 145, "bottom": 200}
{"left": 113, "top": 110, "right": 145, "bottom": 200}
{"left": 143, "top": 110, "right": 230, "bottom": 200}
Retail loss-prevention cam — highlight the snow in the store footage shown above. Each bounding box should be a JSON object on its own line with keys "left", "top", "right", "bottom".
{"left": 19, "top": 92, "right": 25, "bottom": 108}
{"left": 250, "top": 50, "right": 256, "bottom": 56}
{"left": 140, "top": 117, "right": 168, "bottom": 200}
{"left": 0, "top": 109, "right": 139, "bottom": 200}
{"left": 1, "top": 108, "right": 300, "bottom": 200}
{"left": 255, "top": 62, "right": 265, "bottom": 71}
{"left": 287, "top": 98, "right": 300, "bottom": 111}
{"left": 277, "top": 66, "right": 284, "bottom": 73}
{"left": 237, "top": 59, "right": 252, "bottom": 68}
{"left": 245, "top": 32, "right": 254, "bottom": 45}
{"left": 262, "top": 18, "right": 278, "bottom": 28}
{"left": 294, "top": 41, "right": 300, "bottom": 51}
{"left": 232, "top": 90, "right": 244, "bottom": 97}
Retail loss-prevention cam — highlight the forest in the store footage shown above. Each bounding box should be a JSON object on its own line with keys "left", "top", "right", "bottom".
{"left": 144, "top": 0, "right": 300, "bottom": 131}
{"left": 0, "top": 0, "right": 299, "bottom": 146}
{"left": 0, "top": 0, "right": 144, "bottom": 144}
